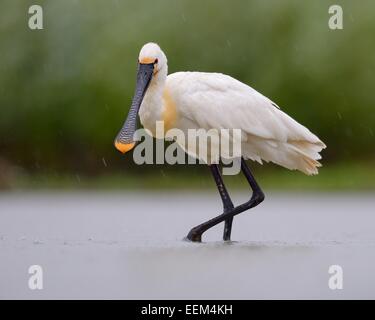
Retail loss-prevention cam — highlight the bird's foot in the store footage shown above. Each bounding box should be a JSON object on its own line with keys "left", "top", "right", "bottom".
{"left": 223, "top": 231, "right": 232, "bottom": 242}
{"left": 186, "top": 228, "right": 202, "bottom": 242}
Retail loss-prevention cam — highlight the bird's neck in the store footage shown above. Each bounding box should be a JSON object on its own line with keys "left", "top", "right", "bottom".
{"left": 139, "top": 66, "right": 168, "bottom": 136}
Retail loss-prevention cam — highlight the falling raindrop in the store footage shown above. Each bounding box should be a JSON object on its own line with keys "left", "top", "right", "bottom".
{"left": 102, "top": 157, "right": 108, "bottom": 167}
{"left": 337, "top": 112, "right": 342, "bottom": 120}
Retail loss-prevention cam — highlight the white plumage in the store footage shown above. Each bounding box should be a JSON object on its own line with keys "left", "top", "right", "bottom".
{"left": 136, "top": 43, "right": 326, "bottom": 175}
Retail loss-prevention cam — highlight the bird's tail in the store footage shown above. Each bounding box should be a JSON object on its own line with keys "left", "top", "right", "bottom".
{"left": 287, "top": 140, "right": 326, "bottom": 175}
{"left": 243, "top": 137, "right": 326, "bottom": 175}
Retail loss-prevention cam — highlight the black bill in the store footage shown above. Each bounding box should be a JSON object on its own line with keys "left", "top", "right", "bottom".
{"left": 114, "top": 62, "right": 154, "bottom": 153}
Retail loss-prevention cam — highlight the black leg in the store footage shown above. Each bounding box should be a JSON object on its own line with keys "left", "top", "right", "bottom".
{"left": 186, "top": 158, "right": 265, "bottom": 242}
{"left": 210, "top": 164, "right": 235, "bottom": 241}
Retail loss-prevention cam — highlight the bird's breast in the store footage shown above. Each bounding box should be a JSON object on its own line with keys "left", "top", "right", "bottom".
{"left": 161, "top": 88, "right": 177, "bottom": 132}
{"left": 139, "top": 85, "right": 178, "bottom": 137}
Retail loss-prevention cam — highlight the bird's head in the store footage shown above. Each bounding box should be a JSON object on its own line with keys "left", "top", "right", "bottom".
{"left": 114, "top": 43, "right": 167, "bottom": 154}
{"left": 138, "top": 42, "right": 168, "bottom": 77}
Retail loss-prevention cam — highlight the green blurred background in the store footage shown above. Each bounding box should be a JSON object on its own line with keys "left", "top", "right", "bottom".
{"left": 0, "top": 0, "right": 374, "bottom": 190}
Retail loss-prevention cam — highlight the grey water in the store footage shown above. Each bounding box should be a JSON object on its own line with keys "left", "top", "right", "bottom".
{"left": 0, "top": 191, "right": 374, "bottom": 299}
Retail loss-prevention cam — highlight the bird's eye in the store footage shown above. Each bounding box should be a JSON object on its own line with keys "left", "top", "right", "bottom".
{"left": 154, "top": 59, "right": 158, "bottom": 64}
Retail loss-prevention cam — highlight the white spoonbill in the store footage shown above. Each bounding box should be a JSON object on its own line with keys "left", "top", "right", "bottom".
{"left": 114, "top": 42, "right": 326, "bottom": 242}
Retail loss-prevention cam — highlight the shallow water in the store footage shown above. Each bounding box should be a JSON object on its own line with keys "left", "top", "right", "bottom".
{"left": 0, "top": 191, "right": 374, "bottom": 299}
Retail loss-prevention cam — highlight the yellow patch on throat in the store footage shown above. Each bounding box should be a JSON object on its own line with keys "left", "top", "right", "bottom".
{"left": 162, "top": 88, "right": 177, "bottom": 132}
{"left": 139, "top": 57, "right": 156, "bottom": 64}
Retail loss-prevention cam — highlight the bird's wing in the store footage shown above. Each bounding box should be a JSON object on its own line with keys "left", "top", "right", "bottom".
{"left": 168, "top": 71, "right": 324, "bottom": 145}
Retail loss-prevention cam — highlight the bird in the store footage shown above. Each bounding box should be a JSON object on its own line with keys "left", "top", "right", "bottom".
{"left": 114, "top": 42, "right": 326, "bottom": 242}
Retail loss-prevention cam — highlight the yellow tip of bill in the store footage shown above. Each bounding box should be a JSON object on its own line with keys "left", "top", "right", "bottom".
{"left": 114, "top": 141, "right": 135, "bottom": 154}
